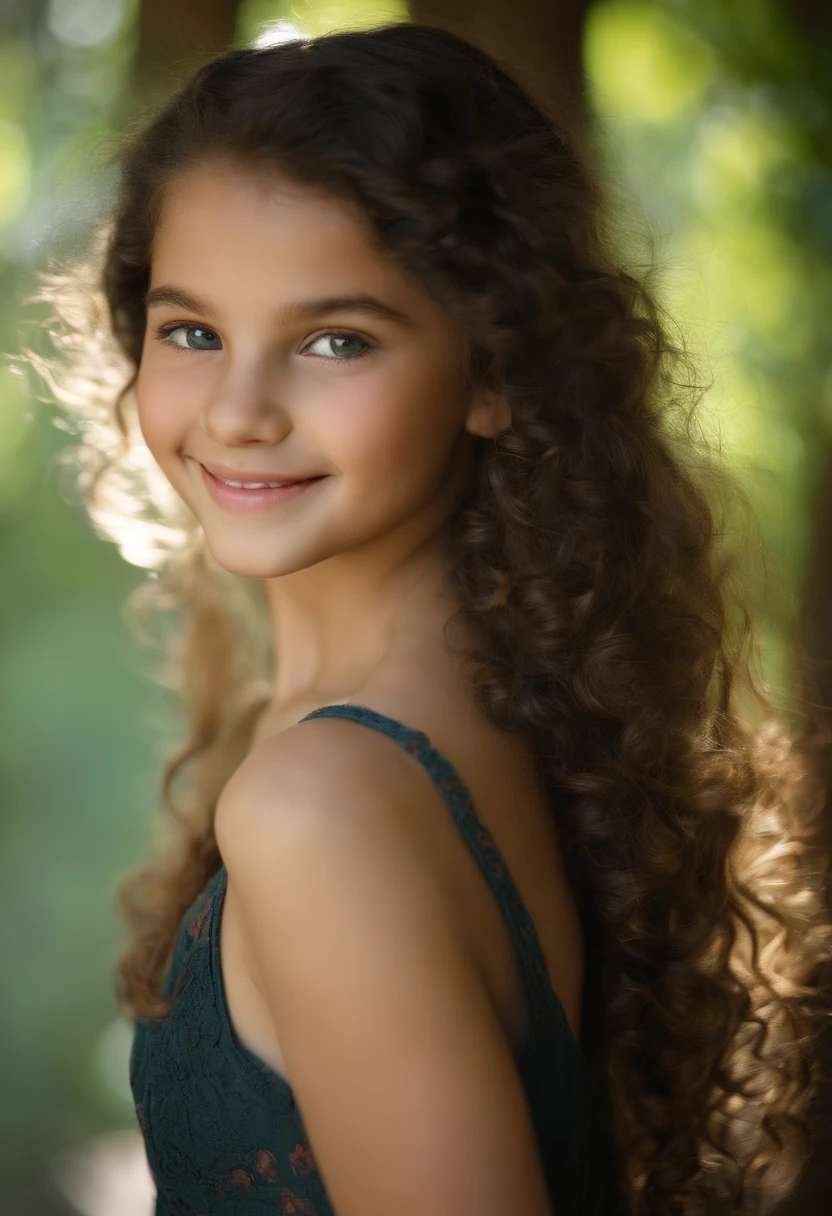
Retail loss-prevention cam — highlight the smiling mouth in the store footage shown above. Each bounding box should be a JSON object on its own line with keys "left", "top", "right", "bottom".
{"left": 211, "top": 473, "right": 310, "bottom": 489}
{"left": 197, "top": 463, "right": 328, "bottom": 512}
{"left": 198, "top": 460, "right": 323, "bottom": 488}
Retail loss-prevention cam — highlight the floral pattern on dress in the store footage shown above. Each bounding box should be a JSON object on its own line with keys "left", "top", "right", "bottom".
{"left": 278, "top": 1188, "right": 318, "bottom": 1215}
{"left": 289, "top": 1141, "right": 317, "bottom": 1176}
{"left": 255, "top": 1149, "right": 280, "bottom": 1182}
{"left": 227, "top": 1167, "right": 254, "bottom": 1189}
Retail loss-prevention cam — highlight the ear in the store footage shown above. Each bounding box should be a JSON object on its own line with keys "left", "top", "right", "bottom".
{"left": 464, "top": 386, "right": 512, "bottom": 439}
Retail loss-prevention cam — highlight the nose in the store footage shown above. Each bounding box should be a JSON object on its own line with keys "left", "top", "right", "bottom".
{"left": 199, "top": 361, "right": 290, "bottom": 446}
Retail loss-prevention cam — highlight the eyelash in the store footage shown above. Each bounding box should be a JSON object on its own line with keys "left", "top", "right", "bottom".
{"left": 152, "top": 323, "right": 375, "bottom": 363}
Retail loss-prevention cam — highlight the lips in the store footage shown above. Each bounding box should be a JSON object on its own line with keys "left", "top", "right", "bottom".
{"left": 199, "top": 460, "right": 319, "bottom": 486}
{"left": 198, "top": 463, "right": 327, "bottom": 513}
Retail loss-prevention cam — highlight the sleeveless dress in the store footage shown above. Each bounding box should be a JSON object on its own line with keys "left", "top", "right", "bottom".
{"left": 130, "top": 703, "right": 620, "bottom": 1215}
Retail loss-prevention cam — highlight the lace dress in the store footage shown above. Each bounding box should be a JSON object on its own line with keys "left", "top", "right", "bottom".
{"left": 130, "top": 703, "right": 620, "bottom": 1214}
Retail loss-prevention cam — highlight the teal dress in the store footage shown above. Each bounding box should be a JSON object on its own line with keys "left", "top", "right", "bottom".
{"left": 130, "top": 703, "right": 620, "bottom": 1214}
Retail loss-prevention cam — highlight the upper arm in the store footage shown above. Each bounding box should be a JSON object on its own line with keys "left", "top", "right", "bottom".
{"left": 217, "top": 724, "right": 555, "bottom": 1216}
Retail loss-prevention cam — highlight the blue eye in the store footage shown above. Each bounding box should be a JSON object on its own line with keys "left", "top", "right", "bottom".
{"left": 153, "top": 324, "right": 374, "bottom": 363}
{"left": 156, "top": 324, "right": 222, "bottom": 351}
{"left": 304, "top": 333, "right": 370, "bottom": 360}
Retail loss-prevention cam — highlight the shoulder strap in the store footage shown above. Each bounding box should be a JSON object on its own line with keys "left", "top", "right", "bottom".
{"left": 297, "top": 702, "right": 577, "bottom": 1057}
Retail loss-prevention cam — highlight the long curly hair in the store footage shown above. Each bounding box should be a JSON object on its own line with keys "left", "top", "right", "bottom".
{"left": 16, "top": 22, "right": 832, "bottom": 1215}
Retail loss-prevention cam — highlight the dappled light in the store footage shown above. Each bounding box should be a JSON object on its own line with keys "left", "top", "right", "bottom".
{"left": 1, "top": 1, "right": 829, "bottom": 1212}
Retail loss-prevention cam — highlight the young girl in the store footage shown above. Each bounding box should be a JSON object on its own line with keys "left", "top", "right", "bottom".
{"left": 26, "top": 20, "right": 832, "bottom": 1216}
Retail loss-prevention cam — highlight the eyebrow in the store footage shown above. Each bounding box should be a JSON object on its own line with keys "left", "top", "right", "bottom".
{"left": 144, "top": 285, "right": 417, "bottom": 328}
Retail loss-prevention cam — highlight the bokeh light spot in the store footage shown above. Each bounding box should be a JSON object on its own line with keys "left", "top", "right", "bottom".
{"left": 0, "top": 120, "right": 31, "bottom": 226}
{"left": 585, "top": 1, "right": 715, "bottom": 123}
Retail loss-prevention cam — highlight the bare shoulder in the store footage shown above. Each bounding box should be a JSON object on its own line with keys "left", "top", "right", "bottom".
{"left": 213, "top": 716, "right": 554, "bottom": 1216}
{"left": 216, "top": 711, "right": 436, "bottom": 858}
{"left": 214, "top": 712, "right": 469, "bottom": 971}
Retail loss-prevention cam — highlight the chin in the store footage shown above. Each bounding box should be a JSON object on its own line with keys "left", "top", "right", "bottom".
{"left": 201, "top": 538, "right": 305, "bottom": 581}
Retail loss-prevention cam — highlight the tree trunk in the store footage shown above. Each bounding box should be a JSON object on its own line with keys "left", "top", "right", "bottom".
{"left": 407, "top": 0, "right": 593, "bottom": 141}
{"left": 133, "top": 0, "right": 243, "bottom": 103}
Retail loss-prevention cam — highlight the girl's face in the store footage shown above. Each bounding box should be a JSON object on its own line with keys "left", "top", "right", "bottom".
{"left": 137, "top": 159, "right": 504, "bottom": 581}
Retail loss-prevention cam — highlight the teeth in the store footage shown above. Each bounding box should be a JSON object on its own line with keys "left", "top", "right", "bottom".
{"left": 217, "top": 476, "right": 296, "bottom": 489}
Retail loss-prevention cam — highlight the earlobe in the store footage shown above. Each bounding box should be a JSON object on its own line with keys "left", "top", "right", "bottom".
{"left": 465, "top": 389, "right": 512, "bottom": 439}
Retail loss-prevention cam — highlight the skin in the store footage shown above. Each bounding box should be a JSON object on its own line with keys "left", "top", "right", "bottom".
{"left": 137, "top": 158, "right": 558, "bottom": 1216}
{"left": 137, "top": 156, "right": 510, "bottom": 711}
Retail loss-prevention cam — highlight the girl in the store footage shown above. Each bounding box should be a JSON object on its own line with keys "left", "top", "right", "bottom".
{"left": 25, "top": 20, "right": 832, "bottom": 1216}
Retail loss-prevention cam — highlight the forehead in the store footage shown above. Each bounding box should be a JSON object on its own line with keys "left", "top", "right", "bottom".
{"left": 156, "top": 158, "right": 370, "bottom": 239}
{"left": 150, "top": 159, "right": 416, "bottom": 306}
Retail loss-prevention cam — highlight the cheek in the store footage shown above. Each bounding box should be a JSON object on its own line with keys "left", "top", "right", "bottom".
{"left": 135, "top": 358, "right": 190, "bottom": 460}
{"left": 330, "top": 361, "right": 460, "bottom": 488}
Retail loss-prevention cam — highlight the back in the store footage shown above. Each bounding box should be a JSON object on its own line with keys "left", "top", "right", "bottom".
{"left": 130, "top": 702, "right": 619, "bottom": 1214}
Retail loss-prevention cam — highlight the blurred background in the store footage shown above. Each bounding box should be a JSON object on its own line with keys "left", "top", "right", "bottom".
{"left": 0, "top": 1, "right": 830, "bottom": 1212}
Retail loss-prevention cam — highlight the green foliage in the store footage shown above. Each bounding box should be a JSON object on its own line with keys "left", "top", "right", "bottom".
{"left": 584, "top": 0, "right": 832, "bottom": 694}
{"left": 236, "top": 0, "right": 407, "bottom": 44}
{"left": 0, "top": 0, "right": 829, "bottom": 1207}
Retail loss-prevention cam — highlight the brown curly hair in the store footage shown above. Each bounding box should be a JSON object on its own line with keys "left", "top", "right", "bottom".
{"left": 16, "top": 22, "right": 832, "bottom": 1215}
